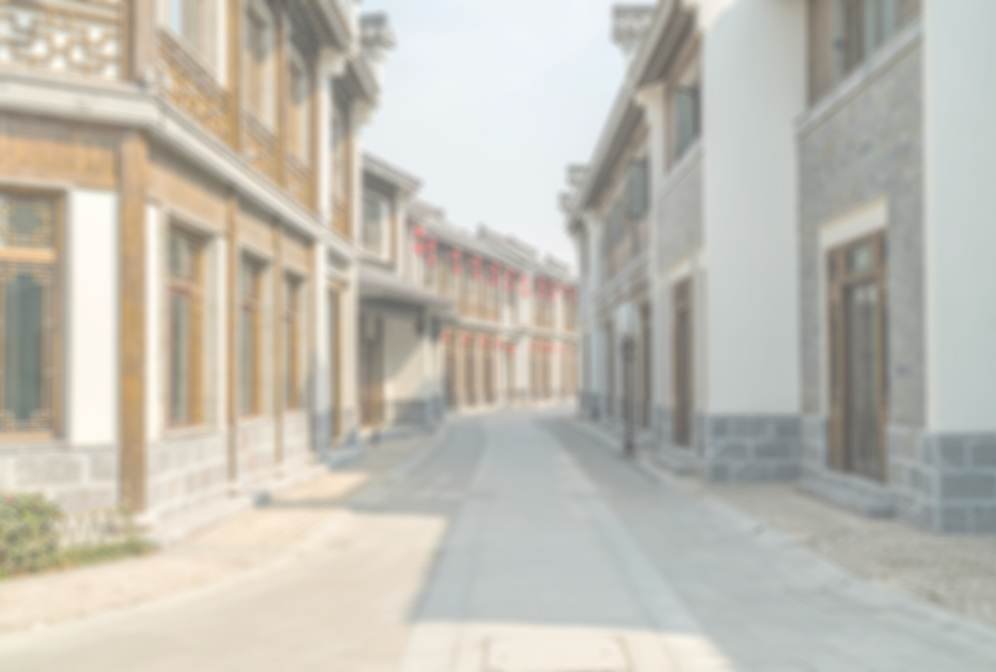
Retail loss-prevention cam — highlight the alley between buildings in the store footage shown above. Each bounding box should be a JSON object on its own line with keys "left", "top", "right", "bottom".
{"left": 1, "top": 412, "right": 995, "bottom": 671}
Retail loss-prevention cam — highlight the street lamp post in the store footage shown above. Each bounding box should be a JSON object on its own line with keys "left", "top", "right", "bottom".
{"left": 615, "top": 301, "right": 638, "bottom": 461}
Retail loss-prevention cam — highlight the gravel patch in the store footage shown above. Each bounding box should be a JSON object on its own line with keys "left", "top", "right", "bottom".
{"left": 712, "top": 483, "right": 996, "bottom": 629}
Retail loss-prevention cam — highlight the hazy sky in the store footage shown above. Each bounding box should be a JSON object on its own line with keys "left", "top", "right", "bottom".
{"left": 362, "top": 0, "right": 627, "bottom": 267}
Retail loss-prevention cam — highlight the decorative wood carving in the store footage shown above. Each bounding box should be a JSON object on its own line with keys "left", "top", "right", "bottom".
{"left": 0, "top": 0, "right": 123, "bottom": 80}
{"left": 285, "top": 156, "right": 313, "bottom": 212}
{"left": 158, "top": 30, "right": 233, "bottom": 146}
{"left": 0, "top": 114, "right": 119, "bottom": 190}
{"left": 243, "top": 113, "right": 280, "bottom": 184}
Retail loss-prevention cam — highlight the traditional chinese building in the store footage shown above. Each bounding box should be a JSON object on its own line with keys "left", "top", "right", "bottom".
{"left": 566, "top": 0, "right": 996, "bottom": 533}
{"left": 0, "top": 0, "right": 392, "bottom": 533}
{"left": 359, "top": 154, "right": 579, "bottom": 432}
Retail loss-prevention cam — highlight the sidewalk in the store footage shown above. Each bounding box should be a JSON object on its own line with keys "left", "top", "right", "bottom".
{"left": 0, "top": 431, "right": 441, "bottom": 635}
{"left": 571, "top": 417, "right": 996, "bottom": 632}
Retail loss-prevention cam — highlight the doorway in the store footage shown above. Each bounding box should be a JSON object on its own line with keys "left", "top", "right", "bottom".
{"left": 328, "top": 288, "right": 342, "bottom": 439}
{"left": 640, "top": 302, "right": 652, "bottom": 428}
{"left": 444, "top": 332, "right": 457, "bottom": 409}
{"left": 360, "top": 313, "right": 385, "bottom": 428}
{"left": 672, "top": 279, "right": 694, "bottom": 448}
{"left": 464, "top": 335, "right": 477, "bottom": 407}
{"left": 827, "top": 232, "right": 889, "bottom": 482}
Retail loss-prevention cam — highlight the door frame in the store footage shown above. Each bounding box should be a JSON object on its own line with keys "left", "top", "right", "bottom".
{"left": 672, "top": 278, "right": 694, "bottom": 449}
{"left": 826, "top": 230, "right": 889, "bottom": 481}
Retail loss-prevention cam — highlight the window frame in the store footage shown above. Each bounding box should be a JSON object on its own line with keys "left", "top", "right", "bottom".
{"left": 0, "top": 189, "right": 63, "bottom": 439}
{"left": 362, "top": 193, "right": 390, "bottom": 260}
{"left": 244, "top": 0, "right": 277, "bottom": 129}
{"left": 167, "top": 225, "right": 207, "bottom": 429}
{"left": 287, "top": 42, "right": 312, "bottom": 163}
{"left": 283, "top": 273, "right": 305, "bottom": 410}
{"left": 669, "top": 49, "right": 702, "bottom": 166}
{"left": 165, "top": 0, "right": 221, "bottom": 78}
{"left": 238, "top": 253, "right": 266, "bottom": 418}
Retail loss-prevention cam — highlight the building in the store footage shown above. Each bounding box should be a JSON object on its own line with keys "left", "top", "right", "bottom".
{"left": 0, "top": 0, "right": 392, "bottom": 532}
{"left": 358, "top": 154, "right": 449, "bottom": 433}
{"left": 359, "top": 154, "right": 579, "bottom": 432}
{"left": 565, "top": 1, "right": 996, "bottom": 533}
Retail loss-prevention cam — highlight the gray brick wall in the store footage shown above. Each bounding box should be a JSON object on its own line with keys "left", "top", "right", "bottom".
{"left": 282, "top": 410, "right": 311, "bottom": 467}
{"left": 702, "top": 414, "right": 802, "bottom": 482}
{"left": 0, "top": 444, "right": 118, "bottom": 513}
{"left": 237, "top": 417, "right": 277, "bottom": 485}
{"left": 798, "top": 39, "right": 925, "bottom": 427}
{"left": 918, "top": 432, "right": 996, "bottom": 534}
{"left": 147, "top": 432, "right": 228, "bottom": 518}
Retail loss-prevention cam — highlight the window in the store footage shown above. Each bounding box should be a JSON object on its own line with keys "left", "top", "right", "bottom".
{"left": 362, "top": 194, "right": 387, "bottom": 257}
{"left": 288, "top": 47, "right": 312, "bottom": 162}
{"left": 284, "top": 275, "right": 304, "bottom": 409}
{"left": 810, "top": 0, "right": 919, "bottom": 101}
{"left": 671, "top": 57, "right": 701, "bottom": 163}
{"left": 244, "top": 1, "right": 275, "bottom": 127}
{"left": 332, "top": 96, "right": 351, "bottom": 237}
{"left": 168, "top": 0, "right": 218, "bottom": 72}
{"left": 168, "top": 228, "right": 205, "bottom": 427}
{"left": 0, "top": 193, "right": 59, "bottom": 435}
{"left": 626, "top": 158, "right": 649, "bottom": 220}
{"left": 238, "top": 255, "right": 265, "bottom": 417}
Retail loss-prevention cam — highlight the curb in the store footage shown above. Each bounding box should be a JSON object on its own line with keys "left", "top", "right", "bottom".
{"left": 565, "top": 416, "right": 996, "bottom": 650}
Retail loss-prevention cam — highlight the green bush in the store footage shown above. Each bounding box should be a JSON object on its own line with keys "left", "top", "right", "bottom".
{"left": 0, "top": 493, "right": 63, "bottom": 578}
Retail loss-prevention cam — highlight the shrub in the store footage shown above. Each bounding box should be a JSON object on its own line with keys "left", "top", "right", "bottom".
{"left": 0, "top": 493, "right": 63, "bottom": 578}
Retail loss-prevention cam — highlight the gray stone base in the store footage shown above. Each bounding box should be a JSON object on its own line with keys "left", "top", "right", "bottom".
{"left": 910, "top": 431, "right": 996, "bottom": 534}
{"left": 799, "top": 417, "right": 996, "bottom": 534}
{"left": 701, "top": 413, "right": 802, "bottom": 482}
{"left": 0, "top": 442, "right": 118, "bottom": 514}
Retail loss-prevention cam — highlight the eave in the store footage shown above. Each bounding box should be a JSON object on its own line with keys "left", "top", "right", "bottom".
{"left": 577, "top": 0, "right": 691, "bottom": 210}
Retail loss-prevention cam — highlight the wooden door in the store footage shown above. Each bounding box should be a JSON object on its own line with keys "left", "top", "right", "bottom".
{"left": 360, "top": 314, "right": 385, "bottom": 427}
{"left": 464, "top": 336, "right": 477, "bottom": 407}
{"left": 672, "top": 280, "right": 694, "bottom": 448}
{"left": 828, "top": 232, "right": 889, "bottom": 481}
{"left": 328, "top": 288, "right": 342, "bottom": 439}
{"left": 484, "top": 341, "right": 495, "bottom": 404}
{"left": 445, "top": 333, "right": 457, "bottom": 409}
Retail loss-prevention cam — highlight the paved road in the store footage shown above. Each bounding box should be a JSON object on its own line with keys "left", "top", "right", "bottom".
{"left": 2, "top": 412, "right": 996, "bottom": 671}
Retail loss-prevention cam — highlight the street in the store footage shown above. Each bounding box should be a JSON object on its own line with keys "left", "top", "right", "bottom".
{"left": 2, "top": 411, "right": 996, "bottom": 671}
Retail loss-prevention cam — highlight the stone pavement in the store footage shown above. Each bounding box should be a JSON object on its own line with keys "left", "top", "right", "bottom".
{"left": 0, "top": 431, "right": 434, "bottom": 636}
{"left": 1, "top": 411, "right": 996, "bottom": 671}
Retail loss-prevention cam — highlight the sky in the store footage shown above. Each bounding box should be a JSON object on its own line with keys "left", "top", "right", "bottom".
{"left": 362, "top": 0, "right": 628, "bottom": 268}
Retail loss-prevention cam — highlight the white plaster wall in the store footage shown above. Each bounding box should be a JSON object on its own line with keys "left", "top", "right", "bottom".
{"left": 383, "top": 312, "right": 422, "bottom": 406}
{"left": 701, "top": 0, "right": 805, "bottom": 415}
{"left": 145, "top": 203, "right": 162, "bottom": 442}
{"left": 924, "top": 0, "right": 996, "bottom": 432}
{"left": 67, "top": 190, "right": 118, "bottom": 446}
{"left": 212, "top": 237, "right": 226, "bottom": 427}
{"left": 317, "top": 52, "right": 335, "bottom": 224}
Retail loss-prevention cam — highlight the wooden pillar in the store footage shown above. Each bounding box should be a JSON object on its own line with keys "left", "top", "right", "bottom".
{"left": 228, "top": 0, "right": 243, "bottom": 150}
{"left": 273, "top": 226, "right": 284, "bottom": 464}
{"left": 309, "top": 60, "right": 321, "bottom": 212}
{"left": 119, "top": 132, "right": 149, "bottom": 513}
{"left": 125, "top": 0, "right": 157, "bottom": 83}
{"left": 226, "top": 191, "right": 239, "bottom": 484}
